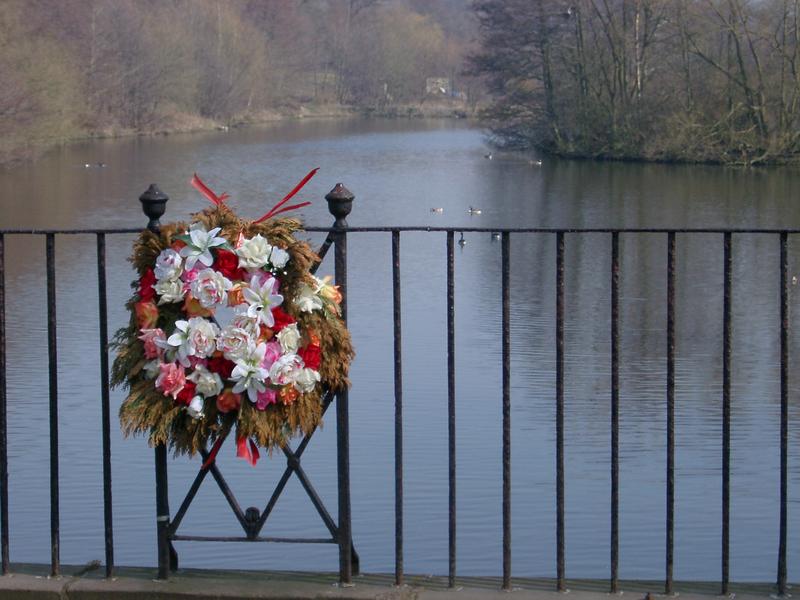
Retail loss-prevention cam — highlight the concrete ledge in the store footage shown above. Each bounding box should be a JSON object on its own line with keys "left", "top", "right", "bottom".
{"left": 0, "top": 566, "right": 790, "bottom": 600}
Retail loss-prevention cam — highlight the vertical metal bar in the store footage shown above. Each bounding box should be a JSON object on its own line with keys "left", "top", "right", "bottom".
{"left": 0, "top": 233, "right": 8, "bottom": 575}
{"left": 556, "top": 232, "right": 565, "bottom": 591}
{"left": 447, "top": 230, "right": 456, "bottom": 588}
{"left": 96, "top": 233, "right": 114, "bottom": 578}
{"left": 666, "top": 232, "right": 676, "bottom": 595}
{"left": 610, "top": 232, "right": 620, "bottom": 594}
{"left": 777, "top": 232, "right": 788, "bottom": 595}
{"left": 155, "top": 443, "right": 170, "bottom": 579}
{"left": 501, "top": 232, "right": 511, "bottom": 591}
{"left": 722, "top": 232, "right": 732, "bottom": 595}
{"left": 46, "top": 233, "right": 60, "bottom": 577}
{"left": 392, "top": 230, "right": 403, "bottom": 586}
{"left": 335, "top": 224, "right": 352, "bottom": 584}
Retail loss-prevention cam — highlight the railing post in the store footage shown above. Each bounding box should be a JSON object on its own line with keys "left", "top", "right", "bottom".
{"left": 140, "top": 185, "right": 172, "bottom": 580}
{"left": 326, "top": 183, "right": 356, "bottom": 583}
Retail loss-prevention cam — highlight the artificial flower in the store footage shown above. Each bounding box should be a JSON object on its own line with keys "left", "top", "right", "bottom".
{"left": 175, "top": 381, "right": 197, "bottom": 406}
{"left": 276, "top": 323, "right": 301, "bottom": 353}
{"left": 143, "top": 359, "right": 161, "bottom": 380}
{"left": 236, "top": 234, "right": 272, "bottom": 269}
{"left": 242, "top": 275, "right": 283, "bottom": 327}
{"left": 183, "top": 295, "right": 214, "bottom": 317}
{"left": 154, "top": 248, "right": 183, "bottom": 281}
{"left": 166, "top": 318, "right": 219, "bottom": 366}
{"left": 207, "top": 355, "right": 235, "bottom": 379}
{"left": 269, "top": 246, "right": 290, "bottom": 269}
{"left": 230, "top": 342, "right": 270, "bottom": 403}
{"left": 154, "top": 279, "right": 185, "bottom": 305}
{"left": 261, "top": 340, "right": 282, "bottom": 369}
{"left": 294, "top": 282, "right": 323, "bottom": 313}
{"left": 139, "top": 268, "right": 156, "bottom": 302}
{"left": 190, "top": 268, "right": 233, "bottom": 309}
{"left": 135, "top": 300, "right": 159, "bottom": 329}
{"left": 214, "top": 249, "right": 246, "bottom": 281}
{"left": 216, "top": 388, "right": 241, "bottom": 413}
{"left": 138, "top": 328, "right": 166, "bottom": 359}
{"left": 270, "top": 306, "right": 295, "bottom": 333}
{"left": 293, "top": 367, "right": 320, "bottom": 393}
{"left": 256, "top": 388, "right": 278, "bottom": 410}
{"left": 155, "top": 362, "right": 186, "bottom": 399}
{"left": 268, "top": 353, "right": 304, "bottom": 386}
{"left": 279, "top": 385, "right": 299, "bottom": 406}
{"left": 187, "top": 396, "right": 205, "bottom": 419}
{"left": 179, "top": 224, "right": 227, "bottom": 270}
{"left": 217, "top": 325, "right": 253, "bottom": 361}
{"left": 188, "top": 364, "right": 224, "bottom": 397}
{"left": 298, "top": 343, "right": 321, "bottom": 370}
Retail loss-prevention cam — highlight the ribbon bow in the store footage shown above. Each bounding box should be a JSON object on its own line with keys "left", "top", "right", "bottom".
{"left": 190, "top": 168, "right": 318, "bottom": 222}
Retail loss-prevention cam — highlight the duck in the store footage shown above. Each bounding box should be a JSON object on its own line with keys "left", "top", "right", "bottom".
{"left": 430, "top": 207, "right": 444, "bottom": 213}
{"left": 484, "top": 153, "right": 493, "bottom": 160}
{"left": 458, "top": 232, "right": 466, "bottom": 248}
{"left": 491, "top": 232, "right": 501, "bottom": 241}
{"left": 529, "top": 159, "right": 542, "bottom": 166}
{"left": 468, "top": 206, "right": 482, "bottom": 216}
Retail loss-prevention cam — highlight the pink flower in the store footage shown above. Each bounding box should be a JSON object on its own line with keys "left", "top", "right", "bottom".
{"left": 256, "top": 387, "right": 277, "bottom": 410}
{"left": 261, "top": 341, "right": 282, "bottom": 370}
{"left": 181, "top": 263, "right": 204, "bottom": 286}
{"left": 138, "top": 328, "right": 166, "bottom": 359}
{"left": 155, "top": 362, "right": 186, "bottom": 399}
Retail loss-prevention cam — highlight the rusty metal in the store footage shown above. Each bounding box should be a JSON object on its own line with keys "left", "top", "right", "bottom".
{"left": 447, "top": 230, "right": 456, "bottom": 588}
{"left": 666, "top": 232, "right": 676, "bottom": 595}
{"left": 46, "top": 233, "right": 60, "bottom": 577}
{"left": 610, "top": 232, "right": 619, "bottom": 594}
{"left": 501, "top": 232, "right": 511, "bottom": 591}
{"left": 392, "top": 230, "right": 404, "bottom": 586}
{"left": 556, "top": 231, "right": 565, "bottom": 591}
{"left": 722, "top": 232, "right": 732, "bottom": 594}
{"left": 0, "top": 233, "right": 7, "bottom": 575}
{"left": 96, "top": 233, "right": 114, "bottom": 578}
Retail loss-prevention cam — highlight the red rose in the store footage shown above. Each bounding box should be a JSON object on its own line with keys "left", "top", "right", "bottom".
{"left": 207, "top": 355, "right": 235, "bottom": 380}
{"left": 271, "top": 306, "right": 296, "bottom": 333}
{"left": 175, "top": 381, "right": 196, "bottom": 406}
{"left": 215, "top": 249, "right": 246, "bottom": 281}
{"left": 139, "top": 268, "right": 156, "bottom": 302}
{"left": 299, "top": 343, "right": 321, "bottom": 371}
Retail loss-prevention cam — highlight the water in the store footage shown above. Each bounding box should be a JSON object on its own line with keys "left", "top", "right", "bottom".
{"left": 0, "top": 119, "right": 798, "bottom": 582}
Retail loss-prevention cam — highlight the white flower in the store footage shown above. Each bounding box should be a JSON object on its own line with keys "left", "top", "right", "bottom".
{"left": 154, "top": 279, "right": 185, "bottom": 305}
{"left": 143, "top": 359, "right": 161, "bottom": 380}
{"left": 154, "top": 249, "right": 183, "bottom": 281}
{"left": 231, "top": 342, "right": 270, "bottom": 403}
{"left": 295, "top": 283, "right": 323, "bottom": 313}
{"left": 190, "top": 268, "right": 232, "bottom": 308}
{"left": 179, "top": 224, "right": 227, "bottom": 270}
{"left": 187, "top": 396, "right": 205, "bottom": 419}
{"left": 217, "top": 325, "right": 253, "bottom": 361}
{"left": 241, "top": 275, "right": 283, "bottom": 327}
{"left": 166, "top": 317, "right": 219, "bottom": 366}
{"left": 293, "top": 367, "right": 320, "bottom": 393}
{"left": 188, "top": 364, "right": 223, "bottom": 397}
{"left": 232, "top": 314, "right": 260, "bottom": 337}
{"left": 269, "top": 246, "right": 290, "bottom": 269}
{"left": 236, "top": 234, "right": 272, "bottom": 269}
{"left": 268, "top": 353, "right": 304, "bottom": 386}
{"left": 276, "top": 323, "right": 301, "bottom": 354}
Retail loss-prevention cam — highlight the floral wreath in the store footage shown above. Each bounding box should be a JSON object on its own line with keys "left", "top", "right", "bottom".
{"left": 112, "top": 170, "right": 353, "bottom": 465}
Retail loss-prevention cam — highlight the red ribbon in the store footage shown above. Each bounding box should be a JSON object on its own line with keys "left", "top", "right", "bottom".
{"left": 253, "top": 167, "right": 318, "bottom": 223}
{"left": 236, "top": 436, "right": 260, "bottom": 467}
{"left": 201, "top": 435, "right": 226, "bottom": 470}
{"left": 190, "top": 173, "right": 229, "bottom": 206}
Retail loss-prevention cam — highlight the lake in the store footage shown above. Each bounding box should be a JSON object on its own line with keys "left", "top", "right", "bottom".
{"left": 0, "top": 118, "right": 798, "bottom": 582}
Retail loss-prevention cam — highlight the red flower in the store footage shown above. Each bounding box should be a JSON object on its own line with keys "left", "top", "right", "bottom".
{"left": 207, "top": 355, "right": 235, "bottom": 380}
{"left": 271, "top": 306, "right": 296, "bottom": 333}
{"left": 215, "top": 249, "right": 246, "bottom": 281}
{"left": 299, "top": 343, "right": 321, "bottom": 371}
{"left": 139, "top": 268, "right": 156, "bottom": 302}
{"left": 175, "top": 381, "right": 196, "bottom": 406}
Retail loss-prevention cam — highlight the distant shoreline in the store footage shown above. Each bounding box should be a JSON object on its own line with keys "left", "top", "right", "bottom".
{"left": 2, "top": 102, "right": 477, "bottom": 168}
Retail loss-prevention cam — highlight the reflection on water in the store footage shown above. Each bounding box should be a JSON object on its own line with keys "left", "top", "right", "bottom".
{"left": 0, "top": 119, "right": 798, "bottom": 581}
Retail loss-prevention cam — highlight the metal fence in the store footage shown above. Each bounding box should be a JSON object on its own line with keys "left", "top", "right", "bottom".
{"left": 0, "top": 184, "right": 794, "bottom": 594}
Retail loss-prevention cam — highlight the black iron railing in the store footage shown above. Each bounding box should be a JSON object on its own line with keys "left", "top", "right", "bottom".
{"left": 0, "top": 185, "right": 795, "bottom": 594}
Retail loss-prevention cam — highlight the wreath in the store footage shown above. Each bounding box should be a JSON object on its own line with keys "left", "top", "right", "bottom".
{"left": 112, "top": 170, "right": 353, "bottom": 465}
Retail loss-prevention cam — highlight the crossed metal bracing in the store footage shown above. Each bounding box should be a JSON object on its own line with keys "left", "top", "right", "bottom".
{"left": 165, "top": 389, "right": 360, "bottom": 574}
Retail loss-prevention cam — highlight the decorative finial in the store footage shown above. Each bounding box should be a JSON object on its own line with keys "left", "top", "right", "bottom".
{"left": 139, "top": 184, "right": 169, "bottom": 233}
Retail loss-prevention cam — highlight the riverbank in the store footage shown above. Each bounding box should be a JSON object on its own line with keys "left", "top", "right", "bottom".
{"left": 0, "top": 565, "right": 786, "bottom": 600}
{"left": 1, "top": 101, "right": 476, "bottom": 168}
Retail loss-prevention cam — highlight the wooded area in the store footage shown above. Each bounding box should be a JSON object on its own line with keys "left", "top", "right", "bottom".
{"left": 470, "top": 0, "right": 800, "bottom": 164}
{"left": 0, "top": 0, "right": 476, "bottom": 165}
